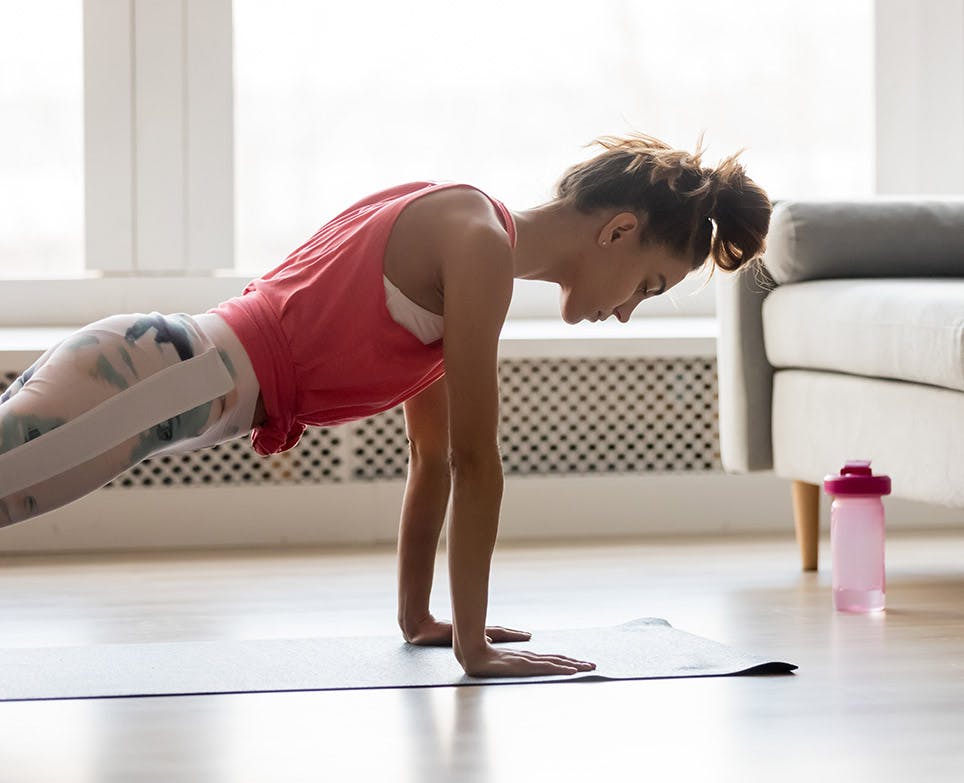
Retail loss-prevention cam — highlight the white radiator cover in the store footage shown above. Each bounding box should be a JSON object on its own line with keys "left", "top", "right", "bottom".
{"left": 99, "top": 356, "right": 721, "bottom": 488}
{"left": 1, "top": 356, "right": 960, "bottom": 553}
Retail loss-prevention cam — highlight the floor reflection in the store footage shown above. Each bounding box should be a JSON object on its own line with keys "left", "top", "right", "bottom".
{"left": 400, "top": 686, "right": 492, "bottom": 783}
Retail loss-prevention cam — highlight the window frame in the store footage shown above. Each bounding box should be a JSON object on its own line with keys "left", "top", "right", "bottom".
{"left": 84, "top": 0, "right": 233, "bottom": 276}
{"left": 5, "top": 0, "right": 947, "bottom": 326}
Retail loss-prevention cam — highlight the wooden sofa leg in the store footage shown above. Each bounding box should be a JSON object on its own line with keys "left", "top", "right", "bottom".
{"left": 791, "top": 480, "right": 820, "bottom": 572}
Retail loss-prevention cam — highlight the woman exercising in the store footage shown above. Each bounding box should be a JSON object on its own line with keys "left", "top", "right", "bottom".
{"left": 0, "top": 133, "right": 771, "bottom": 678}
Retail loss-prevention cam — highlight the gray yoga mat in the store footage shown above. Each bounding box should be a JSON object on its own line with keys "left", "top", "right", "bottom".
{"left": 0, "top": 618, "right": 796, "bottom": 702}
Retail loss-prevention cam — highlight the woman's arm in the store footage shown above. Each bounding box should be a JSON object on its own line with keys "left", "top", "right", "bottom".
{"left": 440, "top": 220, "right": 513, "bottom": 667}
{"left": 398, "top": 376, "right": 540, "bottom": 647}
{"left": 397, "top": 378, "right": 451, "bottom": 639}
{"left": 433, "top": 189, "right": 595, "bottom": 677}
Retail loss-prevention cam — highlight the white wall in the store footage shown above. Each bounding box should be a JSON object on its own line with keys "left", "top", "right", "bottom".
{"left": 875, "top": 0, "right": 964, "bottom": 194}
{"left": 0, "top": 473, "right": 960, "bottom": 555}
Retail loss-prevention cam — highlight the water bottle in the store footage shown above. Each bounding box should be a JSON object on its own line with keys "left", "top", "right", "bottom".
{"left": 822, "top": 460, "right": 892, "bottom": 613}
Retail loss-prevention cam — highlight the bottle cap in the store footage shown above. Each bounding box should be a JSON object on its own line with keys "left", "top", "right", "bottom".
{"left": 823, "top": 460, "right": 891, "bottom": 497}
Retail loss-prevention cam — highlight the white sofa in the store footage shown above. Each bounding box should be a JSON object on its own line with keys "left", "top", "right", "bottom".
{"left": 716, "top": 199, "right": 964, "bottom": 570}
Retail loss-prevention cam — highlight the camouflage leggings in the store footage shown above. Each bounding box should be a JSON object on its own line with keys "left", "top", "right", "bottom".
{"left": 0, "top": 312, "right": 259, "bottom": 528}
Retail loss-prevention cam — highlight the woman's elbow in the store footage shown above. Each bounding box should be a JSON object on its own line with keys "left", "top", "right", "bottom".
{"left": 447, "top": 446, "right": 503, "bottom": 477}
{"left": 407, "top": 439, "right": 451, "bottom": 474}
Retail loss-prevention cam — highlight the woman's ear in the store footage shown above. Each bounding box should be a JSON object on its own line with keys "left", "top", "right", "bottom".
{"left": 599, "top": 211, "right": 642, "bottom": 246}
{"left": 631, "top": 209, "right": 650, "bottom": 241}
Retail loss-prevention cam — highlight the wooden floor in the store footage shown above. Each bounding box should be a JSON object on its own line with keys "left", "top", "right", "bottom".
{"left": 1, "top": 528, "right": 963, "bottom": 782}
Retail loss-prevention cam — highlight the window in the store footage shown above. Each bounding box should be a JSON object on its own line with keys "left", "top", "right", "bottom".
{"left": 0, "top": 2, "right": 84, "bottom": 278}
{"left": 234, "top": 0, "right": 874, "bottom": 316}
{"left": 0, "top": 1, "right": 875, "bottom": 321}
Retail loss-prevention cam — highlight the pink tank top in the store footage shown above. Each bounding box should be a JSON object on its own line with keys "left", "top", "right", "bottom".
{"left": 210, "top": 181, "right": 518, "bottom": 455}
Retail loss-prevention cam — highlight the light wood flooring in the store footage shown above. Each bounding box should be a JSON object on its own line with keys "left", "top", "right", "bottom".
{"left": 1, "top": 528, "right": 963, "bottom": 782}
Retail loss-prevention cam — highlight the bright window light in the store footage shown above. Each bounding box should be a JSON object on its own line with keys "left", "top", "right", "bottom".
{"left": 0, "top": 2, "right": 84, "bottom": 278}
{"left": 233, "top": 0, "right": 874, "bottom": 275}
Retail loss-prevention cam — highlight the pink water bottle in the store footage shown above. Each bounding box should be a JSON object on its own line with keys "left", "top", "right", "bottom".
{"left": 823, "top": 460, "right": 892, "bottom": 613}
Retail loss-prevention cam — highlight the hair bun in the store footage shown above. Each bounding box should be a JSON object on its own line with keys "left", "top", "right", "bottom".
{"left": 702, "top": 152, "right": 770, "bottom": 271}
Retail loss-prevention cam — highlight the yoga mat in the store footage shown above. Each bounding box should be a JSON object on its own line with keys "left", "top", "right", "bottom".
{"left": 0, "top": 618, "right": 796, "bottom": 702}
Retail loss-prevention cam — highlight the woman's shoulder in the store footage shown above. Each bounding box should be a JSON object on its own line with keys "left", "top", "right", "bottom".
{"left": 405, "top": 184, "right": 513, "bottom": 248}
{"left": 382, "top": 183, "right": 512, "bottom": 315}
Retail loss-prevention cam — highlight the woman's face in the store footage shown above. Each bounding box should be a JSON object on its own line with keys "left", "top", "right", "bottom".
{"left": 559, "top": 211, "right": 694, "bottom": 324}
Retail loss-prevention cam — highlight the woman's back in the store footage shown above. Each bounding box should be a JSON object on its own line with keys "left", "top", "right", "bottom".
{"left": 210, "top": 181, "right": 517, "bottom": 455}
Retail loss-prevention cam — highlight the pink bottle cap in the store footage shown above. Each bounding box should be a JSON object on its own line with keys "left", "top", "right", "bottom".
{"left": 823, "top": 460, "right": 891, "bottom": 496}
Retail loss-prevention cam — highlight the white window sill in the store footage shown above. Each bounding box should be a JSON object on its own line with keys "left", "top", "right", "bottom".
{"left": 499, "top": 317, "right": 716, "bottom": 358}
{"left": 0, "top": 317, "right": 717, "bottom": 369}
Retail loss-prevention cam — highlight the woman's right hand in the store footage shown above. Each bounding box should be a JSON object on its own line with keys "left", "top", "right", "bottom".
{"left": 458, "top": 643, "right": 596, "bottom": 678}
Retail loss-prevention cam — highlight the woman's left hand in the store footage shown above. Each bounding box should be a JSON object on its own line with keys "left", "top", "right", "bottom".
{"left": 403, "top": 613, "right": 531, "bottom": 646}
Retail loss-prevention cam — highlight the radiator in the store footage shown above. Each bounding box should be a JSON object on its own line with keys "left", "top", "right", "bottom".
{"left": 0, "top": 355, "right": 721, "bottom": 489}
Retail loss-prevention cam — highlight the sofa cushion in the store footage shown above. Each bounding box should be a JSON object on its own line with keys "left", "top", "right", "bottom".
{"left": 772, "top": 370, "right": 964, "bottom": 506}
{"left": 764, "top": 200, "right": 964, "bottom": 284}
{"left": 762, "top": 279, "right": 964, "bottom": 392}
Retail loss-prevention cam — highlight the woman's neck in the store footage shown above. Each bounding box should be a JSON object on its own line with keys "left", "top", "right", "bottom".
{"left": 508, "top": 202, "right": 590, "bottom": 286}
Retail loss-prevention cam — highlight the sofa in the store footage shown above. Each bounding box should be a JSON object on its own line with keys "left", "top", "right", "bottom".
{"left": 716, "top": 199, "right": 964, "bottom": 571}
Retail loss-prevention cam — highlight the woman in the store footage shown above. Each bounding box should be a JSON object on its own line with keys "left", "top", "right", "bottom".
{"left": 0, "top": 132, "right": 771, "bottom": 678}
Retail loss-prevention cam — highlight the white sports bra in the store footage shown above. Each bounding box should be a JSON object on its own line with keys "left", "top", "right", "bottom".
{"left": 383, "top": 274, "right": 444, "bottom": 345}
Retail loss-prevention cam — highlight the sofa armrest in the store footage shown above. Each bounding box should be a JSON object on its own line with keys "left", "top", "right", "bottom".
{"left": 765, "top": 199, "right": 964, "bottom": 284}
{"left": 715, "top": 263, "right": 776, "bottom": 473}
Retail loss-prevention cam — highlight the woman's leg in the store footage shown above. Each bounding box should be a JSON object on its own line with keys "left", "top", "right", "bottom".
{"left": 0, "top": 313, "right": 234, "bottom": 528}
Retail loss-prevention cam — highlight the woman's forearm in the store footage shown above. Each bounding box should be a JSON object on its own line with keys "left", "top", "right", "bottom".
{"left": 447, "top": 457, "right": 504, "bottom": 663}
{"left": 396, "top": 456, "right": 451, "bottom": 633}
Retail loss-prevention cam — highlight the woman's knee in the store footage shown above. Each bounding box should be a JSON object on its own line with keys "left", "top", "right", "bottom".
{"left": 128, "top": 398, "right": 222, "bottom": 462}
{"left": 0, "top": 406, "right": 68, "bottom": 457}
{"left": 0, "top": 492, "right": 39, "bottom": 528}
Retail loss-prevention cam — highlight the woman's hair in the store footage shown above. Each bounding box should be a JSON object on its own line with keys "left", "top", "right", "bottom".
{"left": 553, "top": 132, "right": 771, "bottom": 274}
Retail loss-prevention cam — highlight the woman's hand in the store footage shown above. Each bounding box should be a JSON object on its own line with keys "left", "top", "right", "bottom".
{"left": 458, "top": 642, "right": 596, "bottom": 678}
{"left": 403, "top": 613, "right": 532, "bottom": 647}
